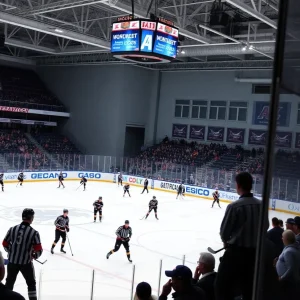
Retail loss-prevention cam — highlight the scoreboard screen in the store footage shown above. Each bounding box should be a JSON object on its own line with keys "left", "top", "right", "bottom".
{"left": 111, "top": 19, "right": 179, "bottom": 60}
{"left": 111, "top": 21, "right": 140, "bottom": 52}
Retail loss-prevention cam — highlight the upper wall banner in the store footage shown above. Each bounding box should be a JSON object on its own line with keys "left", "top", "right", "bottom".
{"left": 275, "top": 131, "right": 292, "bottom": 148}
{"left": 207, "top": 126, "right": 224, "bottom": 142}
{"left": 226, "top": 128, "right": 245, "bottom": 144}
{"left": 252, "top": 101, "right": 291, "bottom": 127}
{"left": 248, "top": 129, "right": 267, "bottom": 145}
{"left": 189, "top": 125, "right": 205, "bottom": 140}
{"left": 295, "top": 133, "right": 300, "bottom": 149}
{"left": 172, "top": 124, "right": 188, "bottom": 138}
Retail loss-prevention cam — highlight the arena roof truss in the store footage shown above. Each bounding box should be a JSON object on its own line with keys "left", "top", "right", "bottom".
{"left": 0, "top": 0, "right": 281, "bottom": 70}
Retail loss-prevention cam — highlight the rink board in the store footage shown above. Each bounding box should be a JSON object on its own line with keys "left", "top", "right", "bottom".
{"left": 3, "top": 171, "right": 298, "bottom": 215}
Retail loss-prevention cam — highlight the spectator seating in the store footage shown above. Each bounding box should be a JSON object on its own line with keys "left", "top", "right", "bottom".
{"left": 0, "top": 66, "right": 65, "bottom": 111}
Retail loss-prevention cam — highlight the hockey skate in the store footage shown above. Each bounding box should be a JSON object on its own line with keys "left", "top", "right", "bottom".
{"left": 51, "top": 248, "right": 54, "bottom": 254}
{"left": 128, "top": 258, "right": 132, "bottom": 263}
{"left": 60, "top": 249, "right": 66, "bottom": 254}
{"left": 106, "top": 252, "right": 111, "bottom": 259}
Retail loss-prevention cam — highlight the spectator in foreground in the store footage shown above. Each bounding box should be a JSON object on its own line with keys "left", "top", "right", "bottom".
{"left": 134, "top": 282, "right": 157, "bottom": 300}
{"left": 193, "top": 252, "right": 216, "bottom": 300}
{"left": 159, "top": 265, "right": 206, "bottom": 300}
{"left": 276, "top": 230, "right": 300, "bottom": 299}
{"left": 293, "top": 216, "right": 300, "bottom": 243}
{"left": 267, "top": 217, "right": 284, "bottom": 255}
{"left": 215, "top": 172, "right": 263, "bottom": 300}
{"left": 285, "top": 218, "right": 295, "bottom": 231}
{"left": 278, "top": 219, "right": 284, "bottom": 229}
{"left": 0, "top": 251, "right": 25, "bottom": 300}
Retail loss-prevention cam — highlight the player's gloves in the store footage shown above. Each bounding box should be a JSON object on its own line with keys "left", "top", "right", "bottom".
{"left": 125, "top": 237, "right": 130, "bottom": 242}
{"left": 66, "top": 227, "right": 70, "bottom": 232}
{"left": 32, "top": 252, "right": 38, "bottom": 259}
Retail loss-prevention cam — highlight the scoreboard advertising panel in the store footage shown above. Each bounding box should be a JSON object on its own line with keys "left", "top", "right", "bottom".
{"left": 111, "top": 19, "right": 179, "bottom": 60}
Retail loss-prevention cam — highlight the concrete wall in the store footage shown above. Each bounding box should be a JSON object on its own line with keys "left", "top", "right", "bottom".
{"left": 38, "top": 65, "right": 159, "bottom": 156}
{"left": 156, "top": 70, "right": 300, "bottom": 147}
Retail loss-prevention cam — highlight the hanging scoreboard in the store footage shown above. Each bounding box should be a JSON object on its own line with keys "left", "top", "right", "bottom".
{"left": 111, "top": 18, "right": 179, "bottom": 63}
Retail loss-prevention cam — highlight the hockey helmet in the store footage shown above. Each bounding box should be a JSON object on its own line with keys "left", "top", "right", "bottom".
{"left": 22, "top": 208, "right": 35, "bottom": 220}
{"left": 153, "top": 196, "right": 156, "bottom": 199}
{"left": 99, "top": 196, "right": 102, "bottom": 200}
{"left": 125, "top": 220, "right": 130, "bottom": 224}
{"left": 63, "top": 209, "right": 69, "bottom": 213}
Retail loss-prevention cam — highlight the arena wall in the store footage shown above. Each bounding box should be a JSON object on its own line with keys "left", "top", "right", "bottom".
{"left": 4, "top": 171, "right": 298, "bottom": 215}
{"left": 37, "top": 65, "right": 160, "bottom": 156}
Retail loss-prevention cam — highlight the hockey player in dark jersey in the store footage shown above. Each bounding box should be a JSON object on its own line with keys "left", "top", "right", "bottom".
{"left": 51, "top": 209, "right": 69, "bottom": 254}
{"left": 118, "top": 173, "right": 123, "bottom": 186}
{"left": 123, "top": 184, "right": 131, "bottom": 197}
{"left": 106, "top": 220, "right": 132, "bottom": 262}
{"left": 212, "top": 189, "right": 221, "bottom": 208}
{"left": 18, "top": 172, "right": 24, "bottom": 186}
{"left": 57, "top": 171, "right": 65, "bottom": 188}
{"left": 0, "top": 172, "right": 4, "bottom": 192}
{"left": 145, "top": 196, "right": 158, "bottom": 220}
{"left": 141, "top": 178, "right": 149, "bottom": 194}
{"left": 80, "top": 176, "right": 87, "bottom": 191}
{"left": 93, "top": 196, "right": 104, "bottom": 222}
{"left": 176, "top": 184, "right": 185, "bottom": 199}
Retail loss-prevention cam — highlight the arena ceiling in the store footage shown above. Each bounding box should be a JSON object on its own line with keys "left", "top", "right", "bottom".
{"left": 0, "top": 0, "right": 280, "bottom": 70}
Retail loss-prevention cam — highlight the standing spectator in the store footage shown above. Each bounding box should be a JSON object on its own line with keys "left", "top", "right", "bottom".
{"left": 278, "top": 219, "right": 284, "bottom": 229}
{"left": 293, "top": 216, "right": 300, "bottom": 243}
{"left": 134, "top": 282, "right": 157, "bottom": 300}
{"left": 215, "top": 172, "right": 263, "bottom": 300}
{"left": 276, "top": 230, "right": 300, "bottom": 299}
{"left": 193, "top": 252, "right": 217, "bottom": 300}
{"left": 285, "top": 218, "right": 295, "bottom": 231}
{"left": 0, "top": 251, "right": 25, "bottom": 300}
{"left": 267, "top": 217, "right": 284, "bottom": 255}
{"left": 159, "top": 265, "right": 206, "bottom": 300}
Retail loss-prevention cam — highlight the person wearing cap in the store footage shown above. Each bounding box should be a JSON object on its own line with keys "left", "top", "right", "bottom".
{"left": 193, "top": 252, "right": 217, "bottom": 300}
{"left": 106, "top": 220, "right": 132, "bottom": 262}
{"left": 267, "top": 217, "right": 284, "bottom": 255}
{"left": 276, "top": 230, "right": 300, "bottom": 299}
{"left": 285, "top": 218, "right": 295, "bottom": 231}
{"left": 0, "top": 251, "right": 25, "bottom": 300}
{"left": 159, "top": 265, "right": 206, "bottom": 300}
{"left": 216, "top": 172, "right": 265, "bottom": 300}
{"left": 134, "top": 282, "right": 157, "bottom": 300}
{"left": 293, "top": 216, "right": 300, "bottom": 243}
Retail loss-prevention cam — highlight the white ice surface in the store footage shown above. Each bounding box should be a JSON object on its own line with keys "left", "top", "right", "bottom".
{"left": 0, "top": 181, "right": 294, "bottom": 300}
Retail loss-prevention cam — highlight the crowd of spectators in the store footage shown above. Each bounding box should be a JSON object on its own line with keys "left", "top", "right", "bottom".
{"left": 0, "top": 66, "right": 64, "bottom": 110}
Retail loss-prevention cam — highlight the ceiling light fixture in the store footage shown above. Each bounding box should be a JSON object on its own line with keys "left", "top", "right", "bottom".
{"left": 55, "top": 29, "right": 63, "bottom": 33}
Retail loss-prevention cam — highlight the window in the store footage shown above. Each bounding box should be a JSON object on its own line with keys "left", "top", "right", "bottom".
{"left": 191, "top": 100, "right": 207, "bottom": 119}
{"left": 297, "top": 103, "right": 300, "bottom": 125}
{"left": 175, "top": 100, "right": 190, "bottom": 118}
{"left": 228, "top": 101, "right": 247, "bottom": 121}
{"left": 209, "top": 101, "right": 226, "bottom": 120}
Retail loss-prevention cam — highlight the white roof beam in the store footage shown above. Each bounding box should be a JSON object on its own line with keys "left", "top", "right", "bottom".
{"left": 225, "top": 0, "right": 277, "bottom": 29}
{"left": 0, "top": 11, "right": 110, "bottom": 49}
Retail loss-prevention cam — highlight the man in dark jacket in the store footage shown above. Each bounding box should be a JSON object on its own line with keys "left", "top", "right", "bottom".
{"left": 293, "top": 216, "right": 300, "bottom": 243}
{"left": 193, "top": 252, "right": 216, "bottom": 300}
{"left": 159, "top": 265, "right": 206, "bottom": 300}
{"left": 285, "top": 218, "right": 295, "bottom": 231}
{"left": 267, "top": 217, "right": 284, "bottom": 255}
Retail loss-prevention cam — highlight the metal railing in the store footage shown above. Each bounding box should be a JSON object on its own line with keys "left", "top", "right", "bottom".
{"left": 0, "top": 153, "right": 299, "bottom": 203}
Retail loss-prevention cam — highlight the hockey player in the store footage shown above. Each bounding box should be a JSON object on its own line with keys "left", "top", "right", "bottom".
{"left": 80, "top": 176, "right": 87, "bottom": 191}
{"left": 106, "top": 220, "right": 132, "bottom": 262}
{"left": 0, "top": 172, "right": 4, "bottom": 192}
{"left": 141, "top": 178, "right": 149, "bottom": 194}
{"left": 18, "top": 172, "right": 24, "bottom": 186}
{"left": 118, "top": 173, "right": 123, "bottom": 186}
{"left": 58, "top": 171, "right": 65, "bottom": 188}
{"left": 123, "top": 184, "right": 131, "bottom": 197}
{"left": 145, "top": 196, "right": 158, "bottom": 220}
{"left": 176, "top": 183, "right": 185, "bottom": 199}
{"left": 93, "top": 196, "right": 104, "bottom": 222}
{"left": 51, "top": 209, "right": 69, "bottom": 254}
{"left": 212, "top": 189, "right": 221, "bottom": 208}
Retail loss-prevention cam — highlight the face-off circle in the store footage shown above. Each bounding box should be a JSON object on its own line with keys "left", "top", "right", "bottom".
{"left": 0, "top": 206, "right": 92, "bottom": 225}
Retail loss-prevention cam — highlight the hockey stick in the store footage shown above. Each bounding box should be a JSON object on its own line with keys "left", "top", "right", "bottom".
{"left": 66, "top": 233, "right": 74, "bottom": 256}
{"left": 140, "top": 215, "right": 147, "bottom": 220}
{"left": 75, "top": 183, "right": 83, "bottom": 191}
{"left": 207, "top": 246, "right": 226, "bottom": 254}
{"left": 35, "top": 259, "right": 48, "bottom": 265}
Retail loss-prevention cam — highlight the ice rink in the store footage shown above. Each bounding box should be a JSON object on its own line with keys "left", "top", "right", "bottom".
{"left": 0, "top": 181, "right": 294, "bottom": 300}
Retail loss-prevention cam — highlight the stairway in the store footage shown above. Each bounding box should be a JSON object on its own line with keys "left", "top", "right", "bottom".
{"left": 25, "top": 133, "right": 62, "bottom": 170}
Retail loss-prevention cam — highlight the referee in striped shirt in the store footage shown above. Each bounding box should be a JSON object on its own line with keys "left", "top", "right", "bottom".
{"left": 106, "top": 220, "right": 132, "bottom": 262}
{"left": 215, "top": 172, "right": 262, "bottom": 300}
{"left": 2, "top": 208, "right": 43, "bottom": 300}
